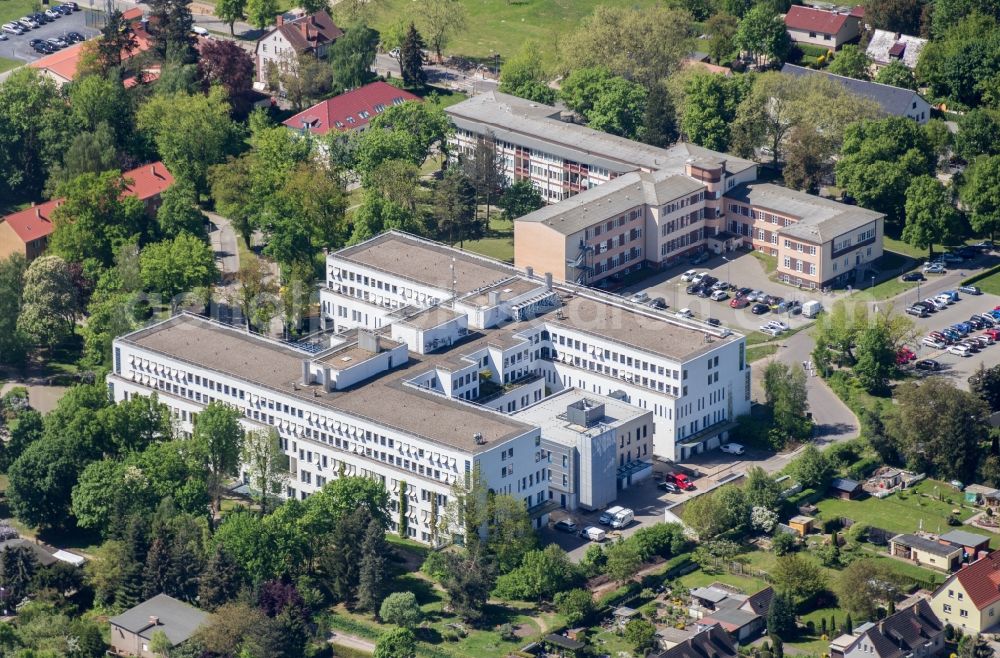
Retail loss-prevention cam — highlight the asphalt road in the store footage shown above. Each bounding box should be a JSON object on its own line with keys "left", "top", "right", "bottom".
{"left": 0, "top": 10, "right": 99, "bottom": 65}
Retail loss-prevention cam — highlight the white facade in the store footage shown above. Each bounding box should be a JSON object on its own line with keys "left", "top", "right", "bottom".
{"left": 110, "top": 233, "right": 750, "bottom": 546}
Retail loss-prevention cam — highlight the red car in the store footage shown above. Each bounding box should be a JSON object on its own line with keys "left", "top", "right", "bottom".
{"left": 668, "top": 473, "right": 695, "bottom": 490}
{"left": 730, "top": 296, "right": 749, "bottom": 309}
{"left": 896, "top": 347, "right": 917, "bottom": 365}
{"left": 986, "top": 328, "right": 1000, "bottom": 341}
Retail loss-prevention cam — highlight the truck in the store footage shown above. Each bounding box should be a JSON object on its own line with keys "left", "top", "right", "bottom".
{"left": 802, "top": 300, "right": 823, "bottom": 318}
{"left": 667, "top": 472, "right": 695, "bottom": 491}
{"left": 611, "top": 508, "right": 634, "bottom": 529}
{"left": 580, "top": 526, "right": 607, "bottom": 542}
{"left": 599, "top": 506, "right": 625, "bottom": 525}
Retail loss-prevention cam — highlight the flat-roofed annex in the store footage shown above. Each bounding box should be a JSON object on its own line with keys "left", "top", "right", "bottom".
{"left": 119, "top": 314, "right": 534, "bottom": 453}
{"left": 335, "top": 232, "right": 518, "bottom": 295}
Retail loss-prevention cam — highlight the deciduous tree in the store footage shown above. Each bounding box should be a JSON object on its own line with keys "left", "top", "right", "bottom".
{"left": 420, "top": 0, "right": 466, "bottom": 62}
{"left": 198, "top": 39, "right": 255, "bottom": 100}
{"left": 379, "top": 591, "right": 422, "bottom": 627}
{"left": 828, "top": 45, "right": 871, "bottom": 80}
{"left": 17, "top": 255, "right": 78, "bottom": 351}
{"left": 772, "top": 553, "right": 827, "bottom": 603}
{"left": 960, "top": 155, "right": 1000, "bottom": 242}
{"left": 215, "top": 0, "right": 247, "bottom": 35}
{"left": 329, "top": 23, "right": 379, "bottom": 91}
{"left": 790, "top": 444, "right": 833, "bottom": 490}
{"left": 499, "top": 180, "right": 543, "bottom": 220}
{"left": 735, "top": 4, "right": 790, "bottom": 68}
{"left": 558, "top": 5, "right": 693, "bottom": 86}
{"left": 192, "top": 402, "right": 244, "bottom": 515}
{"left": 903, "top": 175, "right": 961, "bottom": 258}
{"left": 498, "top": 43, "right": 555, "bottom": 104}
{"left": 875, "top": 60, "right": 917, "bottom": 89}
{"left": 374, "top": 627, "right": 416, "bottom": 658}
{"left": 140, "top": 232, "right": 217, "bottom": 303}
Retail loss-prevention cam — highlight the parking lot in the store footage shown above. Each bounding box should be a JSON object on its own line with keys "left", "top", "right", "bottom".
{"left": 901, "top": 286, "right": 1000, "bottom": 385}
{"left": 1, "top": 9, "right": 98, "bottom": 65}
{"left": 620, "top": 250, "right": 819, "bottom": 337}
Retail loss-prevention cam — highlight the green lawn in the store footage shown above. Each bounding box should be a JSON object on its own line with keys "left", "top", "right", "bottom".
{"left": 346, "top": 0, "right": 660, "bottom": 62}
{"left": 814, "top": 488, "right": 984, "bottom": 537}
{"left": 968, "top": 265, "right": 1000, "bottom": 296}
{"left": 746, "top": 344, "right": 778, "bottom": 362}
{"left": 0, "top": 57, "right": 21, "bottom": 74}
{"left": 676, "top": 569, "right": 769, "bottom": 594}
{"left": 750, "top": 250, "right": 777, "bottom": 274}
{"left": 0, "top": 0, "right": 40, "bottom": 27}
{"left": 456, "top": 236, "right": 514, "bottom": 262}
{"left": 883, "top": 237, "right": 929, "bottom": 260}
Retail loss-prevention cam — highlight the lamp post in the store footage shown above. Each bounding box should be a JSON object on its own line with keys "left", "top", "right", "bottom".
{"left": 722, "top": 255, "right": 731, "bottom": 285}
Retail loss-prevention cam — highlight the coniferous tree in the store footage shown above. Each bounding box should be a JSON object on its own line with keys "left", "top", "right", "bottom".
{"left": 766, "top": 591, "right": 796, "bottom": 638}
{"left": 148, "top": 0, "right": 197, "bottom": 63}
{"left": 321, "top": 508, "right": 369, "bottom": 602}
{"left": 844, "top": 613, "right": 853, "bottom": 634}
{"left": 357, "top": 519, "right": 389, "bottom": 612}
{"left": 142, "top": 535, "right": 171, "bottom": 601}
{"left": 0, "top": 546, "right": 38, "bottom": 608}
{"left": 461, "top": 135, "right": 507, "bottom": 227}
{"left": 117, "top": 516, "right": 149, "bottom": 609}
{"left": 166, "top": 518, "right": 204, "bottom": 601}
{"left": 400, "top": 23, "right": 427, "bottom": 88}
{"left": 199, "top": 544, "right": 242, "bottom": 610}
{"left": 640, "top": 81, "right": 678, "bottom": 147}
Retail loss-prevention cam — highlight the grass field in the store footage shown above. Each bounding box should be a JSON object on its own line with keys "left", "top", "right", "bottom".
{"left": 351, "top": 0, "right": 660, "bottom": 62}
{"left": 746, "top": 344, "right": 778, "bottom": 362}
{"left": 814, "top": 488, "right": 984, "bottom": 538}
{"left": 0, "top": 57, "right": 21, "bottom": 73}
{"left": 0, "top": 0, "right": 40, "bottom": 27}
{"left": 456, "top": 216, "right": 514, "bottom": 262}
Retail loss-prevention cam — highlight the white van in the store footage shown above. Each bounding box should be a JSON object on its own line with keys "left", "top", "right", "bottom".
{"left": 611, "top": 508, "right": 634, "bottom": 529}
{"left": 802, "top": 300, "right": 823, "bottom": 318}
{"left": 581, "top": 526, "right": 607, "bottom": 542}
{"left": 599, "top": 506, "right": 625, "bottom": 525}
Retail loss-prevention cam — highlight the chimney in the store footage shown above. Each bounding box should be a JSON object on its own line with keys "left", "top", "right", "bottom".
{"left": 276, "top": 13, "right": 283, "bottom": 25}
{"left": 544, "top": 273, "right": 553, "bottom": 290}
{"left": 35, "top": 208, "right": 40, "bottom": 219}
{"left": 488, "top": 291, "right": 501, "bottom": 306}
{"left": 525, "top": 266, "right": 534, "bottom": 279}
{"left": 148, "top": 616, "right": 159, "bottom": 626}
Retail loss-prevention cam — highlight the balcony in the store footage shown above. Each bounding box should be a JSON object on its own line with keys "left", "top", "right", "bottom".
{"left": 474, "top": 372, "right": 543, "bottom": 405}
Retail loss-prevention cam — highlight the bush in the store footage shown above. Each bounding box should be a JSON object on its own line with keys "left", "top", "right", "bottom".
{"left": 847, "top": 522, "right": 870, "bottom": 544}
{"left": 847, "top": 456, "right": 881, "bottom": 481}
{"left": 421, "top": 551, "right": 448, "bottom": 581}
{"left": 772, "top": 532, "right": 797, "bottom": 556}
{"left": 499, "top": 623, "right": 517, "bottom": 642}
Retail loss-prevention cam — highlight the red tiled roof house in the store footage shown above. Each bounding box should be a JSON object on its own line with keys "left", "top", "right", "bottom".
{"left": 0, "top": 162, "right": 174, "bottom": 263}
{"left": 930, "top": 548, "right": 1000, "bottom": 634}
{"left": 784, "top": 5, "right": 862, "bottom": 50}
{"left": 0, "top": 200, "right": 61, "bottom": 261}
{"left": 282, "top": 81, "right": 421, "bottom": 135}
{"left": 255, "top": 10, "right": 343, "bottom": 86}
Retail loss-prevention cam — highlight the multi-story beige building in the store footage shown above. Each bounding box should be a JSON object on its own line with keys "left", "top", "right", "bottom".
{"left": 930, "top": 549, "right": 1000, "bottom": 634}
{"left": 449, "top": 94, "right": 885, "bottom": 289}
{"left": 726, "top": 184, "right": 884, "bottom": 289}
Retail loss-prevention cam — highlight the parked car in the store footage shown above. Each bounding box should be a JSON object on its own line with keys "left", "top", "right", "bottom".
{"left": 691, "top": 272, "right": 708, "bottom": 284}
{"left": 760, "top": 325, "right": 782, "bottom": 337}
{"left": 901, "top": 272, "right": 926, "bottom": 282}
{"left": 696, "top": 287, "right": 712, "bottom": 298}
{"left": 2, "top": 22, "right": 24, "bottom": 34}
{"left": 18, "top": 18, "right": 37, "bottom": 29}
{"left": 925, "top": 297, "right": 948, "bottom": 311}
{"left": 967, "top": 316, "right": 986, "bottom": 329}
{"left": 941, "top": 252, "right": 965, "bottom": 264}
{"left": 914, "top": 301, "right": 936, "bottom": 312}
{"left": 648, "top": 297, "right": 667, "bottom": 310}
{"left": 906, "top": 305, "right": 928, "bottom": 317}
{"left": 63, "top": 2, "right": 80, "bottom": 10}
{"left": 768, "top": 320, "right": 789, "bottom": 331}
{"left": 676, "top": 308, "right": 693, "bottom": 318}
{"left": 896, "top": 347, "right": 917, "bottom": 364}
{"left": 960, "top": 285, "right": 983, "bottom": 296}
{"left": 935, "top": 293, "right": 955, "bottom": 306}
{"left": 922, "top": 337, "right": 947, "bottom": 349}
{"left": 956, "top": 246, "right": 978, "bottom": 259}
{"left": 65, "top": 31, "right": 84, "bottom": 42}
{"left": 681, "top": 269, "right": 698, "bottom": 282}
{"left": 706, "top": 318, "right": 721, "bottom": 327}
{"left": 711, "top": 280, "right": 730, "bottom": 291}
{"left": 690, "top": 251, "right": 709, "bottom": 265}
{"left": 747, "top": 290, "right": 764, "bottom": 302}
{"left": 553, "top": 519, "right": 577, "bottom": 533}
{"left": 667, "top": 473, "right": 695, "bottom": 490}
{"left": 976, "top": 314, "right": 995, "bottom": 327}
{"left": 46, "top": 37, "right": 67, "bottom": 48}
{"left": 923, "top": 262, "right": 947, "bottom": 274}
{"left": 657, "top": 481, "right": 680, "bottom": 493}
{"left": 599, "top": 506, "right": 624, "bottom": 525}
{"left": 710, "top": 290, "right": 729, "bottom": 301}
{"left": 630, "top": 292, "right": 650, "bottom": 304}
{"left": 751, "top": 303, "right": 769, "bottom": 315}
{"left": 44, "top": 9, "right": 61, "bottom": 18}
{"left": 948, "top": 344, "right": 973, "bottom": 356}
{"left": 950, "top": 480, "right": 965, "bottom": 491}
{"left": 737, "top": 287, "right": 753, "bottom": 298}
{"left": 986, "top": 328, "right": 1000, "bottom": 341}
{"left": 915, "top": 359, "right": 940, "bottom": 371}
{"left": 720, "top": 443, "right": 745, "bottom": 455}
{"left": 580, "top": 526, "right": 606, "bottom": 542}
{"left": 701, "top": 275, "right": 718, "bottom": 288}
{"left": 686, "top": 283, "right": 702, "bottom": 295}
{"left": 731, "top": 296, "right": 749, "bottom": 309}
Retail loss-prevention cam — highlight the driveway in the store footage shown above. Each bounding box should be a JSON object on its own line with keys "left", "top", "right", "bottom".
{"left": 206, "top": 210, "right": 239, "bottom": 280}
{"left": 0, "top": 11, "right": 99, "bottom": 65}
